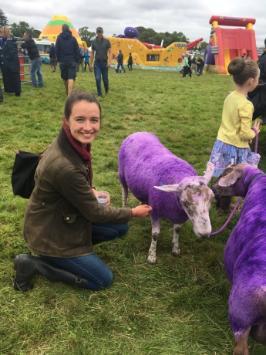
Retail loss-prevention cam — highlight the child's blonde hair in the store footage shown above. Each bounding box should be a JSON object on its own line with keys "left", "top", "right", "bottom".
{"left": 228, "top": 57, "right": 259, "bottom": 86}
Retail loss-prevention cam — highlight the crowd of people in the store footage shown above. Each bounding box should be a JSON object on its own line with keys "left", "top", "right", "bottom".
{"left": 2, "top": 24, "right": 266, "bottom": 99}
{"left": 0, "top": 24, "right": 137, "bottom": 100}
{"left": 181, "top": 52, "right": 205, "bottom": 77}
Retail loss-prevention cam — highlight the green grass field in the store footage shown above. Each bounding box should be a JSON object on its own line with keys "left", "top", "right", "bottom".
{"left": 0, "top": 65, "right": 266, "bottom": 354}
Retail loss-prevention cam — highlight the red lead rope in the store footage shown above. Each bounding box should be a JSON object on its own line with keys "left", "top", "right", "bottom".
{"left": 209, "top": 133, "right": 259, "bottom": 238}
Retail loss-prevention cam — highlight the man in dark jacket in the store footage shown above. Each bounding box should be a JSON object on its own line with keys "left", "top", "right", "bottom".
{"left": 55, "top": 24, "right": 80, "bottom": 95}
{"left": 89, "top": 27, "right": 111, "bottom": 97}
{"left": 21, "top": 31, "right": 43, "bottom": 88}
{"left": 248, "top": 39, "right": 266, "bottom": 123}
{"left": 0, "top": 26, "right": 21, "bottom": 96}
{"left": 116, "top": 50, "right": 125, "bottom": 73}
{"left": 258, "top": 40, "right": 266, "bottom": 83}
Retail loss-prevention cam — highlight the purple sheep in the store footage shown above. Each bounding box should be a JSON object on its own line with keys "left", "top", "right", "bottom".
{"left": 118, "top": 132, "right": 214, "bottom": 263}
{"left": 213, "top": 164, "right": 266, "bottom": 354}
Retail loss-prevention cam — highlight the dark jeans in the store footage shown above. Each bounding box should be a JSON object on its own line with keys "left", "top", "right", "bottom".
{"left": 116, "top": 63, "right": 125, "bottom": 73}
{"left": 30, "top": 58, "right": 43, "bottom": 87}
{"left": 40, "top": 223, "right": 128, "bottom": 290}
{"left": 94, "top": 61, "right": 109, "bottom": 96}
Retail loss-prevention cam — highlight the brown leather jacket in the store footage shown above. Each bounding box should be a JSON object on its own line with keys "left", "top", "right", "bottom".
{"left": 23, "top": 129, "right": 132, "bottom": 257}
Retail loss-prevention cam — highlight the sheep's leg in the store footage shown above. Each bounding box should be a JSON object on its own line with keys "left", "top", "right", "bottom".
{"left": 172, "top": 224, "right": 181, "bottom": 256}
{"left": 121, "top": 184, "right": 128, "bottom": 207}
{"left": 147, "top": 219, "right": 160, "bottom": 264}
{"left": 233, "top": 328, "right": 251, "bottom": 355}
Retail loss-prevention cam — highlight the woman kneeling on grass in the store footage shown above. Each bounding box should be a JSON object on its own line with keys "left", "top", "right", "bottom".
{"left": 14, "top": 90, "right": 152, "bottom": 292}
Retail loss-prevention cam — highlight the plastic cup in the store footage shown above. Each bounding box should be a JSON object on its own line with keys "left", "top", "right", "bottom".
{"left": 96, "top": 192, "right": 109, "bottom": 206}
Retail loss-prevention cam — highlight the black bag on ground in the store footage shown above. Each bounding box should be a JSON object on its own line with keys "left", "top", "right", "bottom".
{"left": 11, "top": 151, "right": 40, "bottom": 198}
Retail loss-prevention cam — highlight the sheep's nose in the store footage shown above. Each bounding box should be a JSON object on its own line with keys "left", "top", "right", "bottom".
{"left": 198, "top": 232, "right": 212, "bottom": 239}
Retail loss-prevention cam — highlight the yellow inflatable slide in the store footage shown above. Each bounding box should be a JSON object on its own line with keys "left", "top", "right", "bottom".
{"left": 108, "top": 37, "right": 188, "bottom": 71}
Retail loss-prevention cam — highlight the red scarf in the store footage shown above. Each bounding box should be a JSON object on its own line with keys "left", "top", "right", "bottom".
{"left": 63, "top": 120, "right": 93, "bottom": 185}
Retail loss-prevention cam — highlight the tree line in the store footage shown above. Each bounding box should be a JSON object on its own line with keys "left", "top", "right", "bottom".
{"left": 136, "top": 26, "right": 188, "bottom": 47}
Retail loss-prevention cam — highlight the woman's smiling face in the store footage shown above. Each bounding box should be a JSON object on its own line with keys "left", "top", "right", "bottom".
{"left": 66, "top": 100, "right": 101, "bottom": 145}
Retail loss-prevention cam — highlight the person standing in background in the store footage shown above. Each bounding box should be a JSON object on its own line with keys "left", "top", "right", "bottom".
{"left": 21, "top": 31, "right": 43, "bottom": 88}
{"left": 49, "top": 43, "right": 57, "bottom": 72}
{"left": 0, "top": 26, "right": 21, "bottom": 96}
{"left": 196, "top": 55, "right": 204, "bottom": 76}
{"left": 258, "top": 39, "right": 266, "bottom": 84}
{"left": 181, "top": 53, "right": 192, "bottom": 78}
{"left": 127, "top": 52, "right": 133, "bottom": 71}
{"left": 116, "top": 50, "right": 126, "bottom": 73}
{"left": 83, "top": 48, "right": 90, "bottom": 72}
{"left": 247, "top": 39, "right": 266, "bottom": 123}
{"left": 89, "top": 27, "right": 111, "bottom": 97}
{"left": 55, "top": 24, "right": 80, "bottom": 96}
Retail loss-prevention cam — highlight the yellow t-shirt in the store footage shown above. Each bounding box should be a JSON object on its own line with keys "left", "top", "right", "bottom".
{"left": 217, "top": 91, "right": 255, "bottom": 148}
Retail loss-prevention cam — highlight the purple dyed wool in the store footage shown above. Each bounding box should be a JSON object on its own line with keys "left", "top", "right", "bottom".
{"left": 216, "top": 164, "right": 266, "bottom": 353}
{"left": 119, "top": 132, "right": 214, "bottom": 263}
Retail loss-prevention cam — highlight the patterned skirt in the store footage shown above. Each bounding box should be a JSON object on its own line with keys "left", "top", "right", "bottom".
{"left": 209, "top": 139, "right": 260, "bottom": 177}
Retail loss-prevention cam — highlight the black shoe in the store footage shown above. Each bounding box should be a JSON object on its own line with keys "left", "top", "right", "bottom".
{"left": 13, "top": 254, "right": 36, "bottom": 291}
{"left": 14, "top": 254, "right": 89, "bottom": 290}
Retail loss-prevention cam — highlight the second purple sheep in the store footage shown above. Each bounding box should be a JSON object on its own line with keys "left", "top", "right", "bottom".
{"left": 213, "top": 164, "right": 266, "bottom": 354}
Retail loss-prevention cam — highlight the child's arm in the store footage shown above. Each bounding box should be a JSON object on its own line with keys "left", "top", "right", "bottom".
{"left": 239, "top": 103, "right": 256, "bottom": 141}
{"left": 252, "top": 119, "right": 261, "bottom": 135}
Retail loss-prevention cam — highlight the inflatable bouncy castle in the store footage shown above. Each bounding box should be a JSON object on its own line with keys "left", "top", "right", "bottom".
{"left": 109, "top": 27, "right": 202, "bottom": 71}
{"left": 207, "top": 16, "right": 258, "bottom": 74}
{"left": 39, "top": 15, "right": 83, "bottom": 46}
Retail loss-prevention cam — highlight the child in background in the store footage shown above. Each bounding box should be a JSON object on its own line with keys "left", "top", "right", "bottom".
{"left": 209, "top": 57, "right": 261, "bottom": 178}
{"left": 209, "top": 57, "right": 261, "bottom": 210}
{"left": 83, "top": 48, "right": 90, "bottom": 72}
{"left": 127, "top": 52, "right": 133, "bottom": 71}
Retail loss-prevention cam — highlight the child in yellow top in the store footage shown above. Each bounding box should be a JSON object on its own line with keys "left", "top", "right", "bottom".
{"left": 209, "top": 57, "right": 261, "bottom": 177}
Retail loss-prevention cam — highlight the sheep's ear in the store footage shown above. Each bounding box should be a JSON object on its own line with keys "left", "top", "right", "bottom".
{"left": 154, "top": 184, "right": 180, "bottom": 192}
{"left": 202, "top": 161, "right": 214, "bottom": 184}
{"left": 218, "top": 168, "right": 243, "bottom": 187}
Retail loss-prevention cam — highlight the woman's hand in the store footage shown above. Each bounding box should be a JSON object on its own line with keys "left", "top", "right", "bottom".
{"left": 131, "top": 204, "right": 152, "bottom": 217}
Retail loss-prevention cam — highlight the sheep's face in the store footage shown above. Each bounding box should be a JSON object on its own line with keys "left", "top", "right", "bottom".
{"left": 180, "top": 182, "right": 214, "bottom": 238}
{"left": 154, "top": 161, "right": 215, "bottom": 238}
{"left": 212, "top": 164, "right": 247, "bottom": 198}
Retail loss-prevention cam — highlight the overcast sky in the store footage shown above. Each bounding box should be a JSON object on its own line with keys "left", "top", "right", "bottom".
{"left": 2, "top": 0, "right": 266, "bottom": 46}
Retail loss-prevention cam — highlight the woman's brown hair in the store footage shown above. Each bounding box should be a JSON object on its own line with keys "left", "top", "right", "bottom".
{"left": 64, "top": 90, "right": 101, "bottom": 120}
